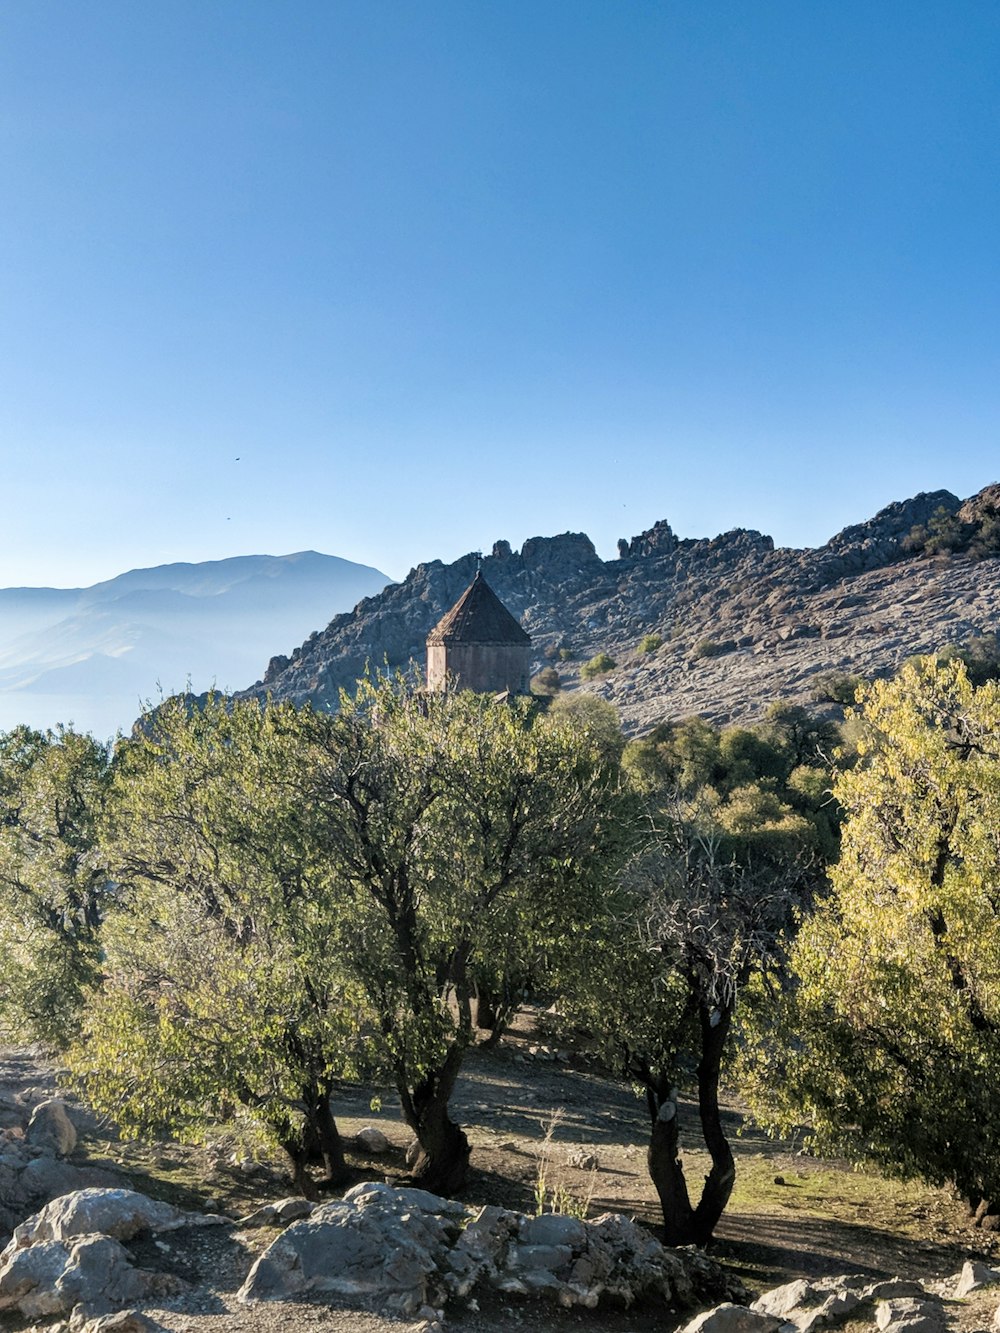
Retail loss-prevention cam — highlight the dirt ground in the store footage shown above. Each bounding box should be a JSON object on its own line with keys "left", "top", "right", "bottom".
{"left": 2, "top": 1014, "right": 997, "bottom": 1333}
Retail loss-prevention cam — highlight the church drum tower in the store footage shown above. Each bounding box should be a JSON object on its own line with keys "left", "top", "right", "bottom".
{"left": 426, "top": 571, "right": 531, "bottom": 695}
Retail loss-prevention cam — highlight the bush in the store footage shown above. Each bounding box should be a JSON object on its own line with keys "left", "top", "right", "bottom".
{"left": 637, "top": 633, "right": 663, "bottom": 655}
{"left": 580, "top": 652, "right": 617, "bottom": 680}
{"left": 531, "top": 666, "right": 561, "bottom": 696}
{"left": 811, "top": 671, "right": 866, "bottom": 706}
{"left": 558, "top": 648, "right": 575, "bottom": 662}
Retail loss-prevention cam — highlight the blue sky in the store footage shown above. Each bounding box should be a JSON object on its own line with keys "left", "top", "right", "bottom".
{"left": 1, "top": 1, "right": 998, "bottom": 587}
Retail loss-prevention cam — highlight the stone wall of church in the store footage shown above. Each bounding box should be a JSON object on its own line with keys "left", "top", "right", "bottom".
{"left": 426, "top": 641, "right": 530, "bottom": 694}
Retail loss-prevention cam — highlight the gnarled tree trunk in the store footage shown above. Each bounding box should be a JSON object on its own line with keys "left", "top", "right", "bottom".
{"left": 644, "top": 1001, "right": 736, "bottom": 1247}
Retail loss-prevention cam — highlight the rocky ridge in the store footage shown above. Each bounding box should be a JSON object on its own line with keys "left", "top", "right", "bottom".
{"left": 245, "top": 486, "right": 1000, "bottom": 732}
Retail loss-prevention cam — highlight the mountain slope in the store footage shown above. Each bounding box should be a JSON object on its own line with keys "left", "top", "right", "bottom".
{"left": 0, "top": 552, "right": 390, "bottom": 737}
{"left": 247, "top": 487, "right": 1000, "bottom": 732}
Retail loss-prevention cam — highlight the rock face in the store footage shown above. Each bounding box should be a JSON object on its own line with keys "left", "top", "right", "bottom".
{"left": 238, "top": 1180, "right": 737, "bottom": 1316}
{"left": 0, "top": 1189, "right": 197, "bottom": 1321}
{"left": 243, "top": 485, "right": 1000, "bottom": 733}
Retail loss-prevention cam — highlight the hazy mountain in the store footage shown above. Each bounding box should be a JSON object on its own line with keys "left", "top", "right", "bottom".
{"left": 247, "top": 486, "right": 1000, "bottom": 733}
{"left": 0, "top": 552, "right": 390, "bottom": 738}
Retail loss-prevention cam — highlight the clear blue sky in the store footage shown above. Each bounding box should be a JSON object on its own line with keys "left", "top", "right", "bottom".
{"left": 2, "top": 1, "right": 998, "bottom": 587}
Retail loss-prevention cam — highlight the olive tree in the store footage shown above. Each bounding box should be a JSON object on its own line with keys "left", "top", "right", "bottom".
{"left": 567, "top": 708, "right": 837, "bottom": 1244}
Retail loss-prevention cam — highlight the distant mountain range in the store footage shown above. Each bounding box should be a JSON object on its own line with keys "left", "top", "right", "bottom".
{"left": 0, "top": 552, "right": 389, "bottom": 738}
{"left": 247, "top": 485, "right": 1000, "bottom": 733}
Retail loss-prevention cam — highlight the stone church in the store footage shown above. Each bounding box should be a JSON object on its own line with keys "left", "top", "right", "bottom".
{"left": 426, "top": 571, "right": 532, "bottom": 695}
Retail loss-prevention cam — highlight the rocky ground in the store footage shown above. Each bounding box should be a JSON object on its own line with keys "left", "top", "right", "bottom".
{"left": 3, "top": 1013, "right": 1000, "bottom": 1333}
{"left": 244, "top": 486, "right": 1000, "bottom": 734}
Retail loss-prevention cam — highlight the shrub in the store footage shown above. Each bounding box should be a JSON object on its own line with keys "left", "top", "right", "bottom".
{"left": 811, "top": 671, "right": 866, "bottom": 706}
{"left": 637, "top": 633, "right": 663, "bottom": 655}
{"left": 531, "top": 666, "right": 561, "bottom": 696}
{"left": 580, "top": 652, "right": 617, "bottom": 680}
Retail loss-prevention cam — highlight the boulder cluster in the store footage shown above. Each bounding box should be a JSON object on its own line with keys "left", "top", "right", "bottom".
{"left": 237, "top": 1180, "right": 737, "bottom": 1319}
{"left": 0, "top": 1083, "right": 120, "bottom": 1248}
{"left": 1, "top": 1181, "right": 999, "bottom": 1333}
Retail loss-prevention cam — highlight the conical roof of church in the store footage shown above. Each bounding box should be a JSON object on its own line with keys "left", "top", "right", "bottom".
{"left": 427, "top": 571, "right": 531, "bottom": 646}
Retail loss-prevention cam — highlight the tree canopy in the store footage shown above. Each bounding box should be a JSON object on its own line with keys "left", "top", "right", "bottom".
{"left": 746, "top": 659, "right": 1000, "bottom": 1224}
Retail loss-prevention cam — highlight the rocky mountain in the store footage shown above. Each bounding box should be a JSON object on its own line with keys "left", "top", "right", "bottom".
{"left": 247, "top": 486, "right": 1000, "bottom": 733}
{"left": 0, "top": 552, "right": 389, "bottom": 738}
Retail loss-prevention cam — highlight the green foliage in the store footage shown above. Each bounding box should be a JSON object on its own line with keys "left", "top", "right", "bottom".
{"left": 0, "top": 726, "right": 112, "bottom": 1046}
{"left": 811, "top": 671, "right": 866, "bottom": 706}
{"left": 579, "top": 651, "right": 617, "bottom": 679}
{"left": 902, "top": 503, "right": 1000, "bottom": 560}
{"left": 622, "top": 706, "right": 841, "bottom": 863}
{"left": 531, "top": 666, "right": 561, "bottom": 696}
{"left": 73, "top": 695, "right": 369, "bottom": 1184}
{"left": 637, "top": 633, "right": 663, "bottom": 655}
{"left": 693, "top": 638, "right": 727, "bottom": 659}
{"left": 744, "top": 659, "right": 1000, "bottom": 1217}
{"left": 547, "top": 693, "right": 626, "bottom": 765}
{"left": 930, "top": 634, "right": 1000, "bottom": 687}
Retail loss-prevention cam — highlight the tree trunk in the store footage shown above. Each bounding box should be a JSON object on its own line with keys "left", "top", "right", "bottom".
{"left": 644, "top": 1001, "right": 736, "bottom": 1247}
{"left": 309, "top": 1082, "right": 350, "bottom": 1188}
{"left": 645, "top": 1078, "right": 697, "bottom": 1246}
{"left": 276, "top": 1126, "right": 321, "bottom": 1201}
{"left": 690, "top": 1001, "right": 736, "bottom": 1245}
{"left": 400, "top": 1045, "right": 471, "bottom": 1195}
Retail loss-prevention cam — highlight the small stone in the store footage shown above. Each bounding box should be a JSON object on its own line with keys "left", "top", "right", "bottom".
{"left": 773, "top": 1176, "right": 785, "bottom": 1186}
{"left": 567, "top": 1148, "right": 599, "bottom": 1171}
{"left": 356, "top": 1127, "right": 391, "bottom": 1154}
{"left": 273, "top": 1197, "right": 314, "bottom": 1223}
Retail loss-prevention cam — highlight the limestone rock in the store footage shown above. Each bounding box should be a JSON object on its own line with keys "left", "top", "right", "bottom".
{"left": 355, "top": 1126, "right": 391, "bottom": 1154}
{"left": 242, "top": 485, "right": 1000, "bottom": 738}
{"left": 875, "top": 1296, "right": 946, "bottom": 1333}
{"left": 753, "top": 1275, "right": 928, "bottom": 1333}
{"left": 954, "top": 1259, "right": 1000, "bottom": 1297}
{"left": 25, "top": 1100, "right": 77, "bottom": 1158}
{"left": 238, "top": 1181, "right": 460, "bottom": 1317}
{"left": 0, "top": 1235, "right": 155, "bottom": 1320}
{"left": 238, "top": 1182, "right": 736, "bottom": 1317}
{"left": 6, "top": 1190, "right": 184, "bottom": 1254}
{"left": 681, "top": 1303, "right": 781, "bottom": 1333}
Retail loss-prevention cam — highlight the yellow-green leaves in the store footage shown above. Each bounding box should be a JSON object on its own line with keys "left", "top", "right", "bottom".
{"left": 745, "top": 658, "right": 1000, "bottom": 1212}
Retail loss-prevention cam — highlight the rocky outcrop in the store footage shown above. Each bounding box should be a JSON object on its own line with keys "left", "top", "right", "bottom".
{"left": 0, "top": 1085, "right": 121, "bottom": 1247}
{"left": 0, "top": 1188, "right": 217, "bottom": 1322}
{"left": 243, "top": 485, "right": 1000, "bottom": 733}
{"left": 237, "top": 1180, "right": 737, "bottom": 1316}
{"left": 689, "top": 1264, "right": 1000, "bottom": 1333}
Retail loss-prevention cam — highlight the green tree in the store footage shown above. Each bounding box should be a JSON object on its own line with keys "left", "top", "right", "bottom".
{"left": 0, "top": 726, "right": 112, "bottom": 1046}
{"left": 299, "top": 677, "right": 635, "bottom": 1194}
{"left": 746, "top": 659, "right": 1000, "bottom": 1224}
{"left": 573, "top": 707, "right": 839, "bottom": 1244}
{"left": 76, "top": 695, "right": 365, "bottom": 1195}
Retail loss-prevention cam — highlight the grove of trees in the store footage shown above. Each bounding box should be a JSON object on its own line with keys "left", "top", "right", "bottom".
{"left": 4, "top": 656, "right": 1000, "bottom": 1242}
